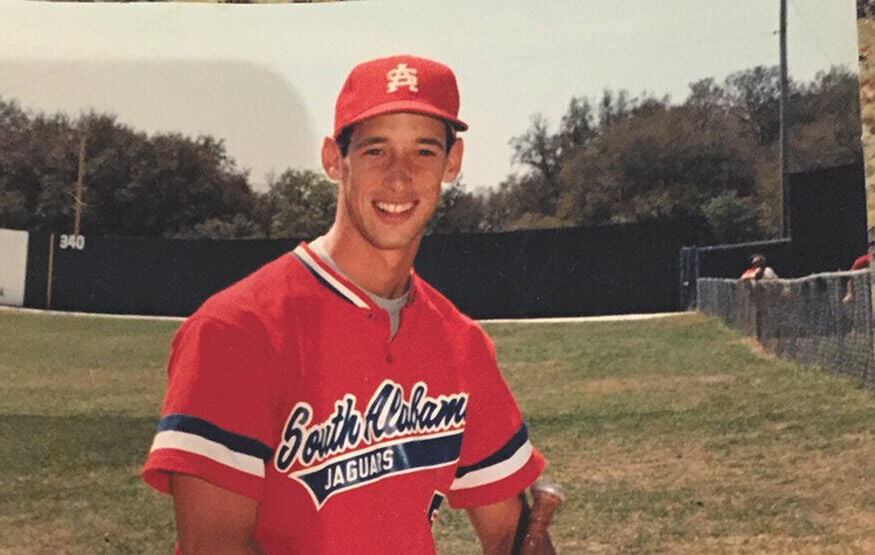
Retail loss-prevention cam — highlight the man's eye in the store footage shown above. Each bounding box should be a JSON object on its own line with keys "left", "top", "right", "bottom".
{"left": 419, "top": 149, "right": 438, "bottom": 156}
{"left": 363, "top": 148, "right": 382, "bottom": 156}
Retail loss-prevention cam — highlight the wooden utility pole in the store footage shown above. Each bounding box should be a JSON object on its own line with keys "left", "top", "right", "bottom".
{"left": 73, "top": 132, "right": 87, "bottom": 235}
{"left": 779, "top": 0, "right": 790, "bottom": 238}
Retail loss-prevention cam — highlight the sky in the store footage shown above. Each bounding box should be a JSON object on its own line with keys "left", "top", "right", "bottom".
{"left": 0, "top": 0, "right": 860, "bottom": 192}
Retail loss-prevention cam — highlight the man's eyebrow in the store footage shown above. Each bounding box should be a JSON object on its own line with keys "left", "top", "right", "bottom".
{"left": 353, "top": 136, "right": 446, "bottom": 149}
{"left": 417, "top": 137, "right": 446, "bottom": 149}
{"left": 354, "top": 136, "right": 387, "bottom": 148}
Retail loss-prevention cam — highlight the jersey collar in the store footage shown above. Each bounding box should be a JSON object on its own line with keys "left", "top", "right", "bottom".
{"left": 292, "top": 242, "right": 419, "bottom": 309}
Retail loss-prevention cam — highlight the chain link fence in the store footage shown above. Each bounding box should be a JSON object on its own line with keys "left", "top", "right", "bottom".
{"left": 697, "top": 270, "right": 875, "bottom": 384}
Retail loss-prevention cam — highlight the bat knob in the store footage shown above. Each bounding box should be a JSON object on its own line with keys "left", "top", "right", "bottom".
{"left": 519, "top": 479, "right": 566, "bottom": 555}
{"left": 531, "top": 479, "right": 567, "bottom": 505}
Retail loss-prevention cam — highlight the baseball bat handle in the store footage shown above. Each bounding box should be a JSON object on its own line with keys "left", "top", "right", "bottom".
{"left": 519, "top": 480, "right": 566, "bottom": 555}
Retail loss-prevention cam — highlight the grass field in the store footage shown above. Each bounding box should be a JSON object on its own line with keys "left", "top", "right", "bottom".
{"left": 3, "top": 308, "right": 875, "bottom": 553}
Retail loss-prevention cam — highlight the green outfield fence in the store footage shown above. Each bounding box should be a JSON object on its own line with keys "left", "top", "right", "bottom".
{"left": 696, "top": 271, "right": 875, "bottom": 385}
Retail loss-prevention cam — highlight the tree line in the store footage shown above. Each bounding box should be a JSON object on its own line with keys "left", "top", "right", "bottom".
{"left": 0, "top": 65, "right": 861, "bottom": 243}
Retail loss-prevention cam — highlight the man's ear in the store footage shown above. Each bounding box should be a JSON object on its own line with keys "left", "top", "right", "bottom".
{"left": 322, "top": 136, "right": 344, "bottom": 181}
{"left": 442, "top": 138, "right": 464, "bottom": 184}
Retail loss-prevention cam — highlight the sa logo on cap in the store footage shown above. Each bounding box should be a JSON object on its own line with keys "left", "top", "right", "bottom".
{"left": 386, "top": 63, "right": 418, "bottom": 93}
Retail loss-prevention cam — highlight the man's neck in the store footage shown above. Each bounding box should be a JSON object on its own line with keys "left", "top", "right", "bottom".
{"left": 319, "top": 228, "right": 417, "bottom": 299}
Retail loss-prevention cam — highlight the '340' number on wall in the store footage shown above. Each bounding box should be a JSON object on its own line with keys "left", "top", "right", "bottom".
{"left": 59, "top": 234, "right": 86, "bottom": 250}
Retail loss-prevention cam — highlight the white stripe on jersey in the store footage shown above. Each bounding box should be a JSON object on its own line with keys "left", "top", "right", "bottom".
{"left": 294, "top": 245, "right": 371, "bottom": 309}
{"left": 151, "top": 430, "right": 265, "bottom": 478}
{"left": 449, "top": 439, "right": 534, "bottom": 491}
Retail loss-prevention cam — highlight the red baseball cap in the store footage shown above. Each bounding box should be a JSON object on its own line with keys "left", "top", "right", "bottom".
{"left": 333, "top": 54, "right": 468, "bottom": 138}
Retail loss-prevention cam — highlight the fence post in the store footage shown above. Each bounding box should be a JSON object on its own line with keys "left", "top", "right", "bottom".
{"left": 679, "top": 246, "right": 699, "bottom": 311}
{"left": 865, "top": 272, "right": 874, "bottom": 384}
{"left": 753, "top": 286, "right": 762, "bottom": 343}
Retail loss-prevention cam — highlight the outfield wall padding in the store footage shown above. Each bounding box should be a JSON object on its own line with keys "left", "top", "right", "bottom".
{"left": 789, "top": 163, "right": 868, "bottom": 274}
{"left": 24, "top": 232, "right": 51, "bottom": 309}
{"left": 417, "top": 220, "right": 710, "bottom": 318}
{"left": 25, "top": 219, "right": 710, "bottom": 319}
{"left": 46, "top": 236, "right": 300, "bottom": 316}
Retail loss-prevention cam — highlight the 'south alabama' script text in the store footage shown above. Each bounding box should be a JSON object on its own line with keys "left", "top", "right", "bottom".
{"left": 274, "top": 379, "right": 468, "bottom": 507}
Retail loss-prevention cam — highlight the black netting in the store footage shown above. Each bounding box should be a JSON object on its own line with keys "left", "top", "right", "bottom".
{"left": 697, "top": 271, "right": 875, "bottom": 384}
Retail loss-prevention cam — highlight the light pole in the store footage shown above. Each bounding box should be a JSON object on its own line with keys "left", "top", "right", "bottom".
{"left": 73, "top": 130, "right": 87, "bottom": 236}
{"left": 779, "top": 0, "right": 790, "bottom": 238}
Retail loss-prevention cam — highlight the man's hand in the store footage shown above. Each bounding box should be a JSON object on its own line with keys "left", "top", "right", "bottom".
{"left": 170, "top": 473, "right": 264, "bottom": 555}
{"left": 467, "top": 492, "right": 556, "bottom": 554}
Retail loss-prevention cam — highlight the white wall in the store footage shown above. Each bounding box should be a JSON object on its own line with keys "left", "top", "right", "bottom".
{"left": 0, "top": 229, "right": 29, "bottom": 307}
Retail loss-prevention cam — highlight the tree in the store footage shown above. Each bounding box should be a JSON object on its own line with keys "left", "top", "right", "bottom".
{"left": 0, "top": 98, "right": 32, "bottom": 229}
{"left": 558, "top": 96, "right": 596, "bottom": 155}
{"left": 508, "top": 113, "right": 562, "bottom": 216}
{"left": 485, "top": 65, "right": 858, "bottom": 239}
{"left": 0, "top": 100, "right": 261, "bottom": 238}
{"left": 558, "top": 99, "right": 758, "bottom": 225}
{"left": 23, "top": 113, "right": 80, "bottom": 233}
{"left": 686, "top": 78, "right": 726, "bottom": 111}
{"left": 722, "top": 65, "right": 786, "bottom": 145}
{"left": 428, "top": 182, "right": 486, "bottom": 234}
{"left": 263, "top": 169, "right": 337, "bottom": 239}
{"left": 86, "top": 127, "right": 256, "bottom": 237}
{"left": 597, "top": 89, "right": 633, "bottom": 128}
{"left": 701, "top": 191, "right": 768, "bottom": 243}
{"left": 789, "top": 67, "right": 863, "bottom": 171}
{"left": 179, "top": 214, "right": 266, "bottom": 239}
{"left": 479, "top": 173, "right": 574, "bottom": 231}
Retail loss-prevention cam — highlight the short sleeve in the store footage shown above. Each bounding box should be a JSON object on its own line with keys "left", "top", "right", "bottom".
{"left": 851, "top": 255, "right": 870, "bottom": 271}
{"left": 447, "top": 328, "right": 545, "bottom": 508}
{"left": 142, "top": 316, "right": 277, "bottom": 500}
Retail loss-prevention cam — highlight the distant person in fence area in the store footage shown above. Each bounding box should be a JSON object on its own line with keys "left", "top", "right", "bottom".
{"left": 842, "top": 236, "right": 873, "bottom": 304}
{"left": 141, "top": 54, "right": 553, "bottom": 554}
{"left": 740, "top": 254, "right": 778, "bottom": 281}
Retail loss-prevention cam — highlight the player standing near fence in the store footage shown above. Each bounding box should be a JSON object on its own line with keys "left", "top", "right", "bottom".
{"left": 740, "top": 254, "right": 778, "bottom": 281}
{"left": 142, "top": 54, "right": 556, "bottom": 554}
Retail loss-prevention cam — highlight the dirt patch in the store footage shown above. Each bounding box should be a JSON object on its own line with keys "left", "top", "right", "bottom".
{"left": 733, "top": 336, "right": 778, "bottom": 360}
{"left": 569, "top": 442, "right": 734, "bottom": 487}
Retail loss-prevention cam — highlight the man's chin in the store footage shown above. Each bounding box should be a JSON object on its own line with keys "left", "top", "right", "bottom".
{"left": 365, "top": 229, "right": 426, "bottom": 253}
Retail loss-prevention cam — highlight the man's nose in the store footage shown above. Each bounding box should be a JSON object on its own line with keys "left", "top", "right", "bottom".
{"left": 384, "top": 155, "right": 413, "bottom": 189}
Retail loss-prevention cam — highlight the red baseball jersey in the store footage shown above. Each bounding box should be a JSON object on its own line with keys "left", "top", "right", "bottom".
{"left": 143, "top": 242, "right": 546, "bottom": 554}
{"left": 852, "top": 252, "right": 871, "bottom": 270}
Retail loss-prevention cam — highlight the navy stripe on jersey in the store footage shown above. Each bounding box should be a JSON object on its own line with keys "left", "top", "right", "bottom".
{"left": 454, "top": 424, "right": 529, "bottom": 479}
{"left": 292, "top": 245, "right": 370, "bottom": 308}
{"left": 295, "top": 253, "right": 357, "bottom": 306}
{"left": 157, "top": 413, "right": 273, "bottom": 461}
{"left": 293, "top": 431, "right": 464, "bottom": 507}
{"left": 449, "top": 424, "right": 534, "bottom": 491}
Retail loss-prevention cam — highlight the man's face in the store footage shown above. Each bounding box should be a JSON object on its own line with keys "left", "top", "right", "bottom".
{"left": 323, "top": 112, "right": 463, "bottom": 253}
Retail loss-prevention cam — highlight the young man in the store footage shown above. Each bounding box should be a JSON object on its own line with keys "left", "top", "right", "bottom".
{"left": 143, "top": 54, "right": 549, "bottom": 554}
{"left": 843, "top": 237, "right": 873, "bottom": 304}
{"left": 740, "top": 254, "right": 778, "bottom": 281}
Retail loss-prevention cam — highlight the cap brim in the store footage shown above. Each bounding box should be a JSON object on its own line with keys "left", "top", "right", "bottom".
{"left": 335, "top": 100, "right": 468, "bottom": 137}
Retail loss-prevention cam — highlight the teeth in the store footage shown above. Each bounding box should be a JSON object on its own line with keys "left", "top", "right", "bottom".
{"left": 376, "top": 202, "right": 414, "bottom": 214}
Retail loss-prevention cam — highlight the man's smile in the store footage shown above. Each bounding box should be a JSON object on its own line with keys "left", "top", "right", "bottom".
{"left": 375, "top": 201, "right": 416, "bottom": 215}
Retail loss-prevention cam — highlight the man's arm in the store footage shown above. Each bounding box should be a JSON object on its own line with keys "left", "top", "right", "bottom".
{"left": 467, "top": 495, "right": 523, "bottom": 554}
{"left": 170, "top": 473, "right": 264, "bottom": 555}
{"left": 844, "top": 279, "right": 855, "bottom": 303}
{"left": 467, "top": 493, "right": 556, "bottom": 555}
